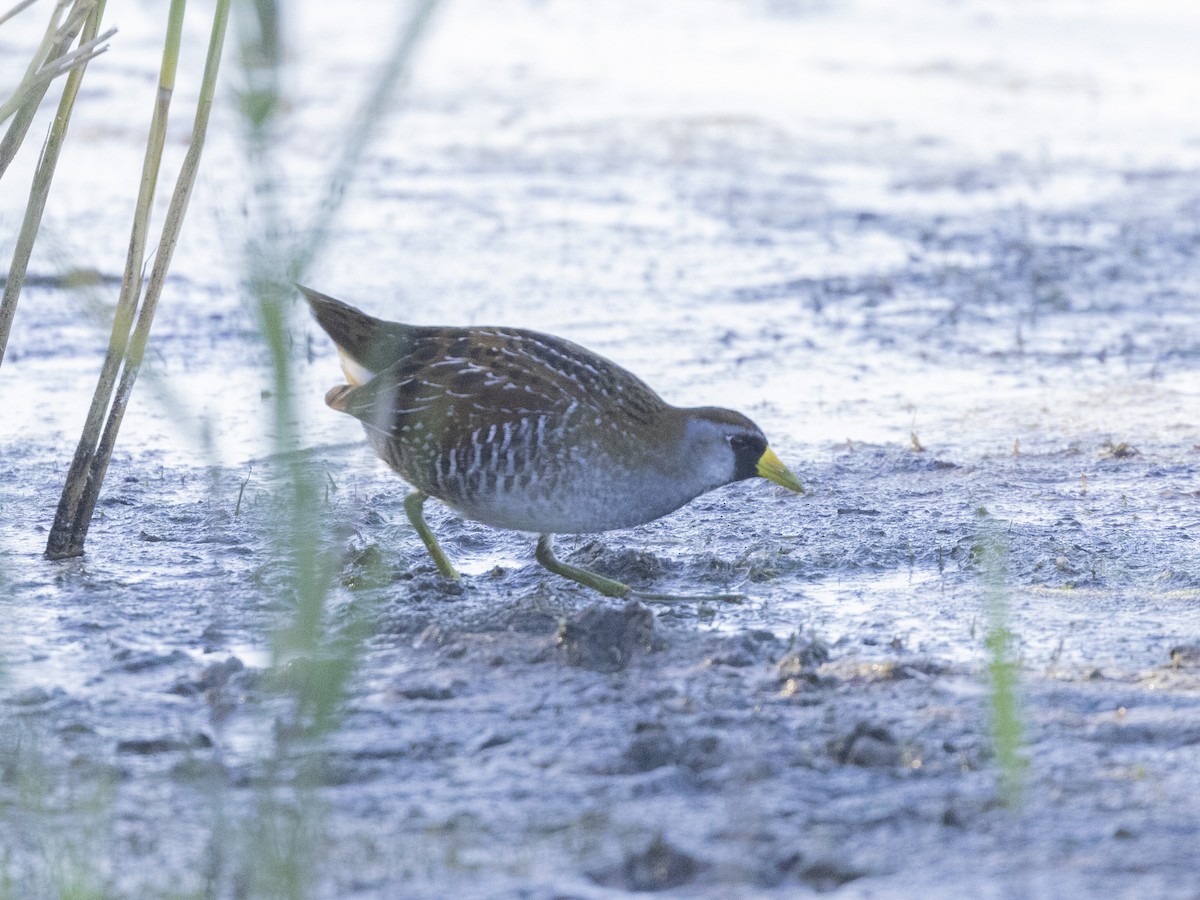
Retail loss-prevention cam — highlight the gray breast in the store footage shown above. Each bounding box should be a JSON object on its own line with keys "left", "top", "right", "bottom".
{"left": 421, "top": 421, "right": 701, "bottom": 534}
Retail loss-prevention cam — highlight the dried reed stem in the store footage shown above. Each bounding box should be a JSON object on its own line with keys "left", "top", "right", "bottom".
{"left": 0, "top": 0, "right": 112, "bottom": 174}
{"left": 46, "top": 0, "right": 230, "bottom": 559}
{"left": 0, "top": 0, "right": 108, "bottom": 367}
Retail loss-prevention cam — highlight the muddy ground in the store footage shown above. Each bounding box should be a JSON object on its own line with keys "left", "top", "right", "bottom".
{"left": 2, "top": 0, "right": 1200, "bottom": 897}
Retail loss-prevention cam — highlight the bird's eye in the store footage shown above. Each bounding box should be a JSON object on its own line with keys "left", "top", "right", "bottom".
{"left": 728, "top": 433, "right": 767, "bottom": 463}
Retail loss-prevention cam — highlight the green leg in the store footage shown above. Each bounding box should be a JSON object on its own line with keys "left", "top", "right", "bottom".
{"left": 536, "top": 534, "right": 744, "bottom": 604}
{"left": 404, "top": 491, "right": 459, "bottom": 580}
{"left": 536, "top": 534, "right": 631, "bottom": 598}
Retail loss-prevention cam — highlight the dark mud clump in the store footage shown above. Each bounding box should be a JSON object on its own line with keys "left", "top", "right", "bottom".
{"left": 556, "top": 600, "right": 661, "bottom": 672}
{"left": 589, "top": 834, "right": 703, "bottom": 892}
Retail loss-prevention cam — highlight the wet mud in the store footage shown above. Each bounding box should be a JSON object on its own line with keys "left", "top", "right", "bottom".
{"left": 3, "top": 0, "right": 1200, "bottom": 896}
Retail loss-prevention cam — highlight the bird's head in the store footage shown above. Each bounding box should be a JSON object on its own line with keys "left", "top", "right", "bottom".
{"left": 680, "top": 407, "right": 804, "bottom": 494}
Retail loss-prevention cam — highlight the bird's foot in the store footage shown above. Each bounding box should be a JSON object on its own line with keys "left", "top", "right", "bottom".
{"left": 535, "top": 535, "right": 743, "bottom": 603}
{"left": 628, "top": 589, "right": 745, "bottom": 605}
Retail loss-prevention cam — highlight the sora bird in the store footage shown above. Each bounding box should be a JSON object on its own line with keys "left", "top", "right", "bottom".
{"left": 300, "top": 285, "right": 803, "bottom": 599}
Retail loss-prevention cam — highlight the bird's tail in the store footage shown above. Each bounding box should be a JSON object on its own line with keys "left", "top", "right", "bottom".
{"left": 297, "top": 284, "right": 413, "bottom": 385}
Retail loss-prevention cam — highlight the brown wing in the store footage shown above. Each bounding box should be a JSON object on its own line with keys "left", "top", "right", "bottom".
{"left": 326, "top": 325, "right": 671, "bottom": 495}
{"left": 331, "top": 326, "right": 667, "bottom": 427}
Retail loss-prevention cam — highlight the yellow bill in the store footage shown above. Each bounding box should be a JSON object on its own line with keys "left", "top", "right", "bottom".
{"left": 757, "top": 447, "right": 804, "bottom": 494}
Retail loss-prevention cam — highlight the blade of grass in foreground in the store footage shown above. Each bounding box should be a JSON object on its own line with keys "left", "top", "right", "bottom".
{"left": 228, "top": 2, "right": 438, "bottom": 892}
{"left": 976, "top": 507, "right": 1026, "bottom": 806}
{"left": 235, "top": 0, "right": 438, "bottom": 674}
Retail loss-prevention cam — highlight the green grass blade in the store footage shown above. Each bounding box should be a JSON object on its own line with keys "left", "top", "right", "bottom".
{"left": 977, "top": 509, "right": 1027, "bottom": 806}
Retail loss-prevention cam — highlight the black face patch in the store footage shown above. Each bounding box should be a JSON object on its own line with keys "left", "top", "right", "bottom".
{"left": 730, "top": 431, "right": 768, "bottom": 481}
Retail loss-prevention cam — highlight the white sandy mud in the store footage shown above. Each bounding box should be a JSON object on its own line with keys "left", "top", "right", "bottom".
{"left": 2, "top": 1, "right": 1199, "bottom": 896}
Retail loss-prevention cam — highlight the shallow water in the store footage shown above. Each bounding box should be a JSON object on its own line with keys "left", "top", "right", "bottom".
{"left": 3, "top": 0, "right": 1200, "bottom": 896}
